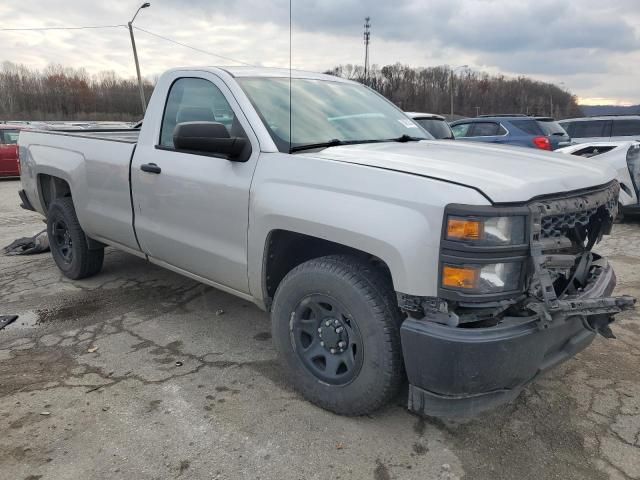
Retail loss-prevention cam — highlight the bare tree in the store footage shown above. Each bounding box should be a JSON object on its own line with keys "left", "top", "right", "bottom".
{"left": 1, "top": 61, "right": 582, "bottom": 121}
{"left": 326, "top": 63, "right": 581, "bottom": 119}
{"left": 0, "top": 62, "right": 155, "bottom": 121}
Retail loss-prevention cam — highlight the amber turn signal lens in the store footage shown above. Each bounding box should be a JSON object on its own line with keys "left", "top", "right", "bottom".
{"left": 447, "top": 218, "right": 482, "bottom": 241}
{"left": 442, "top": 265, "right": 479, "bottom": 289}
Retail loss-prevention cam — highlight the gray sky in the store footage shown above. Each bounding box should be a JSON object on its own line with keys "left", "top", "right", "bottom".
{"left": 1, "top": 0, "right": 639, "bottom": 105}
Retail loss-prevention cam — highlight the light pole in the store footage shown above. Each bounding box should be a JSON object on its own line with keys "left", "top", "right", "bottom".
{"left": 450, "top": 65, "right": 468, "bottom": 117}
{"left": 128, "top": 2, "right": 150, "bottom": 114}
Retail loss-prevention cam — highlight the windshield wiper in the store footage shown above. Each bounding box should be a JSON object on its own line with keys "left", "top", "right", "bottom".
{"left": 290, "top": 138, "right": 391, "bottom": 153}
{"left": 289, "top": 135, "right": 424, "bottom": 153}
{"left": 289, "top": 138, "right": 345, "bottom": 153}
{"left": 389, "top": 134, "right": 423, "bottom": 142}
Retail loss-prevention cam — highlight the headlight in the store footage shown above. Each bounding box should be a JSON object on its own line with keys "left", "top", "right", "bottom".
{"left": 442, "top": 262, "right": 522, "bottom": 293}
{"left": 446, "top": 215, "right": 526, "bottom": 245}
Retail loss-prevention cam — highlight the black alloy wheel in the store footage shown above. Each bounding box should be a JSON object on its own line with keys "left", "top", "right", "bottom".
{"left": 291, "top": 294, "right": 363, "bottom": 385}
{"left": 51, "top": 218, "right": 73, "bottom": 264}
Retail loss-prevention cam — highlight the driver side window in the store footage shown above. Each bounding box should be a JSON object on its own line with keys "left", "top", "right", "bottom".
{"left": 159, "top": 77, "right": 241, "bottom": 148}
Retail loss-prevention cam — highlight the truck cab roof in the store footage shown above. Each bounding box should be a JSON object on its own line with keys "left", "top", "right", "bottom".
{"left": 166, "top": 66, "right": 352, "bottom": 83}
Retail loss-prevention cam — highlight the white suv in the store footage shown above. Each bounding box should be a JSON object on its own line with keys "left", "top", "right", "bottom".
{"left": 559, "top": 115, "right": 640, "bottom": 143}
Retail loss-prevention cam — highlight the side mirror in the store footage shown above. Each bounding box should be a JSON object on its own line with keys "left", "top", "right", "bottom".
{"left": 172, "top": 121, "right": 249, "bottom": 161}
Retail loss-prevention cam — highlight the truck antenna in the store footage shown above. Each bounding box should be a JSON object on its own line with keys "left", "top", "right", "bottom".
{"left": 289, "top": 0, "right": 292, "bottom": 153}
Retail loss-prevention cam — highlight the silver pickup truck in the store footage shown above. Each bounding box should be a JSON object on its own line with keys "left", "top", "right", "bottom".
{"left": 18, "top": 67, "right": 635, "bottom": 417}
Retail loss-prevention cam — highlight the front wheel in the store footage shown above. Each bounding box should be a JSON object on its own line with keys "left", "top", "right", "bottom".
{"left": 47, "top": 197, "right": 104, "bottom": 280}
{"left": 271, "top": 255, "right": 404, "bottom": 415}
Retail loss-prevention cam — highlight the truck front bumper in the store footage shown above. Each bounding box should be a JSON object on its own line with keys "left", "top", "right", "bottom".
{"left": 400, "top": 260, "right": 634, "bottom": 418}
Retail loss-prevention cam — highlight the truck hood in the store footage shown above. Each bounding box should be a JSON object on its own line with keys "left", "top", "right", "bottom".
{"left": 306, "top": 140, "right": 616, "bottom": 203}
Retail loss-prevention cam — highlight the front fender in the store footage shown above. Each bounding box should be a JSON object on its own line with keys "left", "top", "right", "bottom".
{"left": 247, "top": 153, "right": 490, "bottom": 301}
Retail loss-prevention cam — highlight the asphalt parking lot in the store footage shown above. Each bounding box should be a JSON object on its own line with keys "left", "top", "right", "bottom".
{"left": 1, "top": 178, "right": 639, "bottom": 480}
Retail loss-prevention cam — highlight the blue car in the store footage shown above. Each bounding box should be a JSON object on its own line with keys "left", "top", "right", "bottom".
{"left": 449, "top": 115, "right": 572, "bottom": 151}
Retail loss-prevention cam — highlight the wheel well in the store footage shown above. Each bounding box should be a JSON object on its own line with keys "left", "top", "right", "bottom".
{"left": 263, "top": 230, "right": 392, "bottom": 308}
{"left": 38, "top": 174, "right": 71, "bottom": 212}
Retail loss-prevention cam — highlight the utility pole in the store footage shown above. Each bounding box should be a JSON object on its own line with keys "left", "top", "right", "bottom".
{"left": 363, "top": 17, "right": 371, "bottom": 85}
{"left": 128, "top": 2, "right": 151, "bottom": 114}
{"left": 475, "top": 106, "right": 480, "bottom": 117}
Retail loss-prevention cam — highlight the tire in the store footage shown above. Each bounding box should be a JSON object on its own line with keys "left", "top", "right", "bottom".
{"left": 47, "top": 197, "right": 104, "bottom": 280}
{"left": 271, "top": 254, "right": 404, "bottom": 416}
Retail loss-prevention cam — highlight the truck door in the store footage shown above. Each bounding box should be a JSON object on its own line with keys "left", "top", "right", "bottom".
{"left": 131, "top": 73, "right": 259, "bottom": 294}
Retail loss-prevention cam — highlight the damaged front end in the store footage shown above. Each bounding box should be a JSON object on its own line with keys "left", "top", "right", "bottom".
{"left": 399, "top": 181, "right": 635, "bottom": 418}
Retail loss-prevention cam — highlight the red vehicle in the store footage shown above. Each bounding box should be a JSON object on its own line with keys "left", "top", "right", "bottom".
{"left": 0, "top": 125, "right": 23, "bottom": 177}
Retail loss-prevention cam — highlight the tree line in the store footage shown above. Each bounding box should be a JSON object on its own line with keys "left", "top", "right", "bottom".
{"left": 326, "top": 63, "right": 582, "bottom": 119}
{"left": 0, "top": 60, "right": 581, "bottom": 121}
{"left": 0, "top": 62, "right": 153, "bottom": 121}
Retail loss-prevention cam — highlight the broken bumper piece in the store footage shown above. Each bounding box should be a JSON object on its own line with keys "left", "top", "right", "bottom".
{"left": 18, "top": 189, "right": 35, "bottom": 212}
{"left": 400, "top": 260, "right": 635, "bottom": 418}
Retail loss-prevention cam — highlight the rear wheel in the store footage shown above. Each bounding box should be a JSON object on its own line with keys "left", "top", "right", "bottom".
{"left": 271, "top": 254, "right": 404, "bottom": 415}
{"left": 47, "top": 197, "right": 104, "bottom": 279}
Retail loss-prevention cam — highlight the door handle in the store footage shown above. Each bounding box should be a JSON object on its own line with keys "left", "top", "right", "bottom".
{"left": 140, "top": 163, "right": 161, "bottom": 174}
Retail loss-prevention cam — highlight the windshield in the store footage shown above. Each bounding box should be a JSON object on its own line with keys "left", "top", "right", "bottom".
{"left": 0, "top": 130, "right": 20, "bottom": 145}
{"left": 414, "top": 118, "right": 454, "bottom": 139}
{"left": 238, "top": 77, "right": 432, "bottom": 152}
{"left": 510, "top": 119, "right": 544, "bottom": 135}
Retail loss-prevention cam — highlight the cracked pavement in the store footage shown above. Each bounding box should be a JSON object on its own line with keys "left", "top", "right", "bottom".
{"left": 1, "top": 179, "right": 639, "bottom": 480}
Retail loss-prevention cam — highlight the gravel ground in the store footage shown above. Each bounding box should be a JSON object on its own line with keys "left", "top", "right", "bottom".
{"left": 1, "top": 178, "right": 639, "bottom": 480}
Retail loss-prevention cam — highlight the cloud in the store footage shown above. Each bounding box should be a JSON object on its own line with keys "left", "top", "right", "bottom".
{"left": 430, "top": 1, "right": 639, "bottom": 53}
{"left": 480, "top": 49, "right": 612, "bottom": 76}
{"left": 0, "top": 0, "right": 638, "bottom": 104}
{"left": 183, "top": 0, "right": 639, "bottom": 53}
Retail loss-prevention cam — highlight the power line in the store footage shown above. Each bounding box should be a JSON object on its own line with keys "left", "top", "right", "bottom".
{"left": 0, "top": 22, "right": 254, "bottom": 67}
{"left": 0, "top": 25, "right": 125, "bottom": 31}
{"left": 133, "top": 26, "right": 254, "bottom": 66}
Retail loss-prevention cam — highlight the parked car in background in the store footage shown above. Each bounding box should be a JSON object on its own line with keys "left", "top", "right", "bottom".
{"left": 0, "top": 125, "right": 23, "bottom": 177}
{"left": 534, "top": 116, "right": 572, "bottom": 148}
{"left": 406, "top": 112, "right": 453, "bottom": 139}
{"left": 556, "top": 141, "right": 640, "bottom": 218}
{"left": 559, "top": 115, "right": 640, "bottom": 144}
{"left": 450, "top": 115, "right": 570, "bottom": 150}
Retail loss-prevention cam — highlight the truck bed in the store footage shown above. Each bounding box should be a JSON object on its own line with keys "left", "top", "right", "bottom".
{"left": 32, "top": 128, "right": 140, "bottom": 144}
{"left": 19, "top": 128, "right": 141, "bottom": 252}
